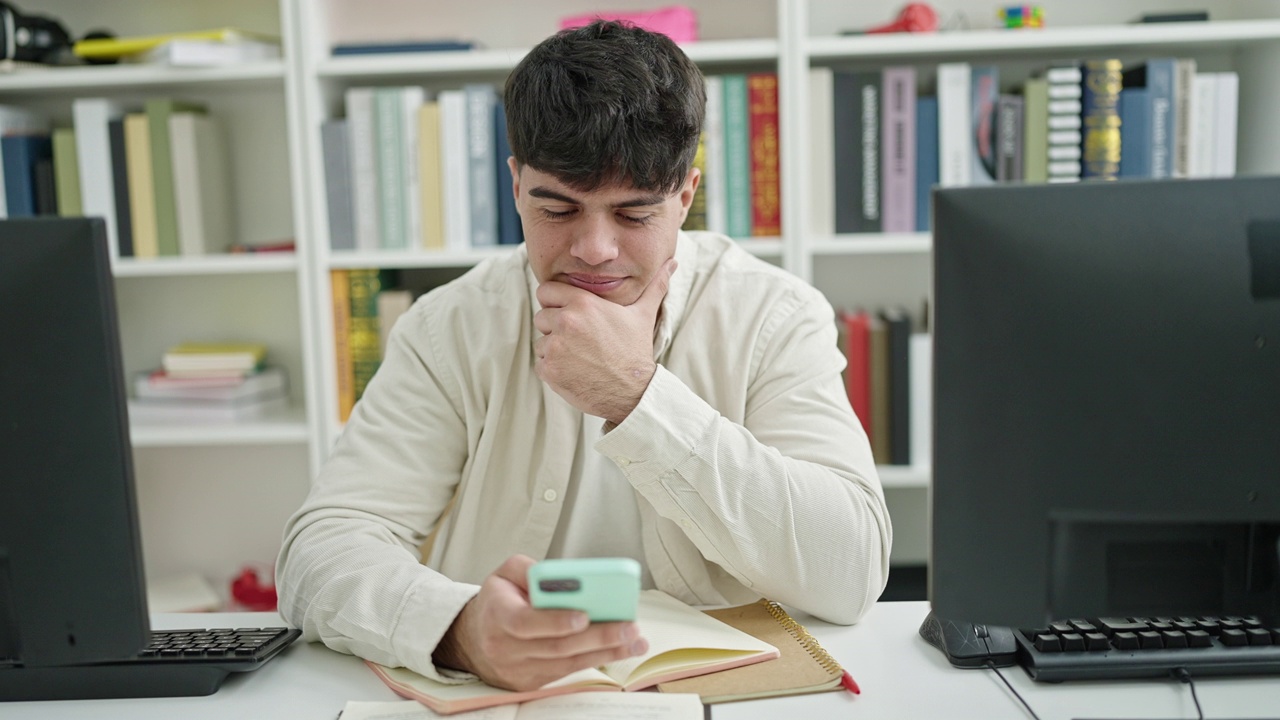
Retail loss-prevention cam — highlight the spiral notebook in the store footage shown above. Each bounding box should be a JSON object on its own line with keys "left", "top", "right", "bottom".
{"left": 656, "top": 599, "right": 847, "bottom": 704}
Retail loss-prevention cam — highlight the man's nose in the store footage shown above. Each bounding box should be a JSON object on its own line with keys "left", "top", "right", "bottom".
{"left": 570, "top": 213, "right": 620, "bottom": 266}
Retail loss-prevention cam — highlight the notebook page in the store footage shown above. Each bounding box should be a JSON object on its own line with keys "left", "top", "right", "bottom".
{"left": 601, "top": 590, "right": 778, "bottom": 687}
{"left": 338, "top": 699, "right": 517, "bottom": 720}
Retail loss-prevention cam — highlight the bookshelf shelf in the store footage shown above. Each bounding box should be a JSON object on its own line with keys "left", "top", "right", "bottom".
{"left": 0, "top": 61, "right": 287, "bottom": 95}
{"left": 129, "top": 406, "right": 310, "bottom": 447}
{"left": 809, "top": 233, "right": 931, "bottom": 255}
{"left": 314, "top": 39, "right": 780, "bottom": 80}
{"left": 326, "top": 247, "right": 516, "bottom": 270}
{"left": 806, "top": 19, "right": 1280, "bottom": 62}
{"left": 877, "top": 464, "right": 930, "bottom": 489}
{"left": 112, "top": 254, "right": 299, "bottom": 277}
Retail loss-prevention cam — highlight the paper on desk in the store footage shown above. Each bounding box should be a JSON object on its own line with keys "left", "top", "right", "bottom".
{"left": 339, "top": 692, "right": 703, "bottom": 719}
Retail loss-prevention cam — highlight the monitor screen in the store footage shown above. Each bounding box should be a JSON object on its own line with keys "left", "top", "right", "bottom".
{"left": 929, "top": 176, "right": 1280, "bottom": 628}
{"left": 0, "top": 218, "right": 149, "bottom": 673}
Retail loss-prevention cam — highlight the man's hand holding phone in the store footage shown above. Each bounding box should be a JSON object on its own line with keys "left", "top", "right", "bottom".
{"left": 432, "top": 555, "right": 648, "bottom": 692}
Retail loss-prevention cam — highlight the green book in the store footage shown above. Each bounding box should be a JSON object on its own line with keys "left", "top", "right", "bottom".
{"left": 721, "top": 74, "right": 752, "bottom": 239}
{"left": 145, "top": 98, "right": 207, "bottom": 256}
{"left": 373, "top": 88, "right": 406, "bottom": 249}
{"left": 1022, "top": 78, "right": 1049, "bottom": 183}
{"left": 51, "top": 128, "right": 82, "bottom": 216}
{"left": 349, "top": 269, "right": 397, "bottom": 401}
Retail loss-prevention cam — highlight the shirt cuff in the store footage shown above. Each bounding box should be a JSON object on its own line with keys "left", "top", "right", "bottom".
{"left": 388, "top": 579, "right": 482, "bottom": 683}
{"left": 595, "top": 365, "right": 719, "bottom": 488}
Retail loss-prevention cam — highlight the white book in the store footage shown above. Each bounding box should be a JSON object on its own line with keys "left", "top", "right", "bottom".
{"left": 1212, "top": 72, "right": 1238, "bottom": 178}
{"left": 400, "top": 87, "right": 427, "bottom": 250}
{"left": 1172, "top": 58, "right": 1197, "bottom": 179}
{"left": 376, "top": 289, "right": 415, "bottom": 359}
{"left": 806, "top": 68, "right": 834, "bottom": 238}
{"left": 0, "top": 105, "right": 49, "bottom": 218}
{"left": 127, "top": 394, "right": 287, "bottom": 424}
{"left": 702, "top": 75, "right": 728, "bottom": 235}
{"left": 936, "top": 63, "right": 971, "bottom": 188}
{"left": 345, "top": 87, "right": 381, "bottom": 251}
{"left": 72, "top": 98, "right": 126, "bottom": 257}
{"left": 169, "top": 113, "right": 234, "bottom": 255}
{"left": 438, "top": 90, "right": 472, "bottom": 252}
{"left": 1047, "top": 99, "right": 1082, "bottom": 115}
{"left": 141, "top": 39, "right": 281, "bottom": 66}
{"left": 1047, "top": 130, "right": 1082, "bottom": 146}
{"left": 909, "top": 333, "right": 932, "bottom": 469}
{"left": 1187, "top": 73, "right": 1217, "bottom": 179}
{"left": 1048, "top": 145, "right": 1082, "bottom": 161}
{"left": 135, "top": 366, "right": 288, "bottom": 402}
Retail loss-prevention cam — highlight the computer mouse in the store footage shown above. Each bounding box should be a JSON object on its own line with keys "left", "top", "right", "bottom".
{"left": 918, "top": 611, "right": 1019, "bottom": 668}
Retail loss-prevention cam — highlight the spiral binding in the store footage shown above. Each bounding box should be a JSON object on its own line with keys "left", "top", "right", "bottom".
{"left": 759, "top": 599, "right": 844, "bottom": 676}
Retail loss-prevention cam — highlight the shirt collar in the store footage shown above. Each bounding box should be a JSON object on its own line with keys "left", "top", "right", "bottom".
{"left": 524, "top": 230, "right": 697, "bottom": 361}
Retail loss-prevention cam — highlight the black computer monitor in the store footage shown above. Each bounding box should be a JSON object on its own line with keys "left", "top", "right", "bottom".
{"left": 0, "top": 218, "right": 150, "bottom": 694}
{"left": 929, "top": 176, "right": 1280, "bottom": 629}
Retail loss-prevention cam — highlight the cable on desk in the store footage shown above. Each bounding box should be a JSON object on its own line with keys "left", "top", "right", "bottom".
{"left": 1173, "top": 667, "right": 1204, "bottom": 720}
{"left": 987, "top": 661, "right": 1042, "bottom": 720}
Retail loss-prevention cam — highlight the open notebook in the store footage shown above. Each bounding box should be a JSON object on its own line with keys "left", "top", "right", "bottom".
{"left": 368, "top": 590, "right": 779, "bottom": 715}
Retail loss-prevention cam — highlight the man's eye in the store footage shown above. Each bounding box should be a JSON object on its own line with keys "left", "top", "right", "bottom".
{"left": 539, "top": 207, "right": 577, "bottom": 220}
{"left": 620, "top": 214, "right": 652, "bottom": 226}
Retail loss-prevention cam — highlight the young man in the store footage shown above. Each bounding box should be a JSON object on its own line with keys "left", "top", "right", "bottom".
{"left": 277, "top": 21, "right": 891, "bottom": 692}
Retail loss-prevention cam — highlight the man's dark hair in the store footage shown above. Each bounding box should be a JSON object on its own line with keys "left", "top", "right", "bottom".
{"left": 504, "top": 20, "right": 705, "bottom": 195}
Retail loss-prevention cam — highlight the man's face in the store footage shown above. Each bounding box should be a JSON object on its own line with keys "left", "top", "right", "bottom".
{"left": 511, "top": 161, "right": 699, "bottom": 306}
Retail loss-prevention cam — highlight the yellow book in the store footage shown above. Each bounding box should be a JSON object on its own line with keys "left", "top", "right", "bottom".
{"left": 123, "top": 113, "right": 159, "bottom": 259}
{"left": 417, "top": 102, "right": 444, "bottom": 251}
{"left": 368, "top": 590, "right": 778, "bottom": 715}
{"left": 73, "top": 28, "right": 278, "bottom": 60}
{"left": 162, "top": 343, "right": 267, "bottom": 374}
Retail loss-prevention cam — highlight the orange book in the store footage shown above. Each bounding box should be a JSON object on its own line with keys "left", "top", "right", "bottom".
{"left": 841, "top": 310, "right": 872, "bottom": 440}
{"left": 331, "top": 269, "right": 355, "bottom": 423}
{"left": 747, "top": 72, "right": 781, "bottom": 237}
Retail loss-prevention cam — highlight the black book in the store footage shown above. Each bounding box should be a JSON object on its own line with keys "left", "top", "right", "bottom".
{"left": 108, "top": 118, "right": 134, "bottom": 257}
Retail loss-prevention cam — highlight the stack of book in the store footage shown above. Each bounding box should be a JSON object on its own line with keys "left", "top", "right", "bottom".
{"left": 837, "top": 308, "right": 931, "bottom": 468}
{"left": 128, "top": 342, "right": 288, "bottom": 423}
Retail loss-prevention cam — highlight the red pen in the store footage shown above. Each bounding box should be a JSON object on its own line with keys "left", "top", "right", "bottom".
{"left": 841, "top": 669, "right": 861, "bottom": 694}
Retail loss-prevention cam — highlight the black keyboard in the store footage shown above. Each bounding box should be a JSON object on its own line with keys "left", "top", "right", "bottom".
{"left": 1017, "top": 616, "right": 1280, "bottom": 682}
{"left": 0, "top": 626, "right": 301, "bottom": 701}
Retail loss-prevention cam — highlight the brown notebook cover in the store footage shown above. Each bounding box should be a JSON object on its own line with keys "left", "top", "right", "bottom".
{"left": 657, "top": 599, "right": 846, "bottom": 704}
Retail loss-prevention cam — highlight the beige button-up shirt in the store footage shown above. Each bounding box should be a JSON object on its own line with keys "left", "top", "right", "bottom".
{"left": 277, "top": 231, "right": 891, "bottom": 682}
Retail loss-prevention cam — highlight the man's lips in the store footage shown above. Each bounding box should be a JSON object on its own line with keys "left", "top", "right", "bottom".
{"left": 564, "top": 274, "right": 627, "bottom": 293}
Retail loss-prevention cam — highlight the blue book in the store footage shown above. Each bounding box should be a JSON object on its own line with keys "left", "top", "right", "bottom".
{"left": 1, "top": 135, "right": 52, "bottom": 218}
{"left": 1123, "top": 59, "right": 1175, "bottom": 179}
{"left": 332, "top": 40, "right": 475, "bottom": 56}
{"left": 1118, "top": 88, "right": 1151, "bottom": 178}
{"left": 915, "top": 96, "right": 939, "bottom": 232}
{"left": 464, "top": 84, "right": 498, "bottom": 247}
{"left": 493, "top": 103, "right": 523, "bottom": 246}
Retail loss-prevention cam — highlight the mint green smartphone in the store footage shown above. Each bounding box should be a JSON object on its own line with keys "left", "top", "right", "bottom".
{"left": 527, "top": 557, "right": 641, "bottom": 622}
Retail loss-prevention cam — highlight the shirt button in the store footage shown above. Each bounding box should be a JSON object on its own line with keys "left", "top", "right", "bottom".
{"left": 617, "top": 457, "right": 631, "bottom": 467}
{"left": 542, "top": 488, "right": 558, "bottom": 502}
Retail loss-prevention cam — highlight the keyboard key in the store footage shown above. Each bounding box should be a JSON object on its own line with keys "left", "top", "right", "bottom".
{"left": 1139, "top": 631, "right": 1164, "bottom": 649}
{"left": 1098, "top": 618, "right": 1150, "bottom": 635}
{"left": 1187, "top": 630, "right": 1213, "bottom": 648}
{"left": 1070, "top": 620, "right": 1098, "bottom": 634}
{"left": 1035, "top": 634, "right": 1063, "bottom": 652}
{"left": 1195, "top": 619, "right": 1221, "bottom": 635}
{"left": 1113, "top": 631, "right": 1140, "bottom": 650}
{"left": 1061, "top": 633, "right": 1086, "bottom": 651}
{"left": 1150, "top": 621, "right": 1174, "bottom": 632}
{"left": 1221, "top": 629, "right": 1249, "bottom": 647}
{"left": 1246, "top": 628, "right": 1272, "bottom": 646}
{"left": 1173, "top": 621, "right": 1198, "bottom": 632}
{"left": 1161, "top": 630, "right": 1188, "bottom": 649}
{"left": 1085, "top": 632, "right": 1110, "bottom": 651}
{"left": 1049, "top": 622, "right": 1074, "bottom": 635}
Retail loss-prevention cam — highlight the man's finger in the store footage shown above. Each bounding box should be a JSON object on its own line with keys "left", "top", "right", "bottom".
{"left": 533, "top": 308, "right": 558, "bottom": 335}
{"left": 495, "top": 554, "right": 537, "bottom": 590}
{"left": 631, "top": 258, "right": 677, "bottom": 316}
{"left": 535, "top": 279, "right": 585, "bottom": 310}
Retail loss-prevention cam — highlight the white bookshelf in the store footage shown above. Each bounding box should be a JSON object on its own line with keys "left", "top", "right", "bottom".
{"left": 9, "top": 0, "right": 1280, "bottom": 587}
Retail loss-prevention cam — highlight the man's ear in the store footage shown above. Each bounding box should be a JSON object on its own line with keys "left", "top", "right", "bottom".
{"left": 507, "top": 157, "right": 521, "bottom": 204}
{"left": 678, "top": 166, "right": 701, "bottom": 221}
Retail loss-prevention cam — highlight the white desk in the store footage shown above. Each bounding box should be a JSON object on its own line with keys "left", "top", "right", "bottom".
{"left": 1, "top": 602, "right": 1277, "bottom": 719}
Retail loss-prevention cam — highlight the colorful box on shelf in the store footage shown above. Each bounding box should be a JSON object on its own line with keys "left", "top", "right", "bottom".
{"left": 559, "top": 5, "right": 698, "bottom": 43}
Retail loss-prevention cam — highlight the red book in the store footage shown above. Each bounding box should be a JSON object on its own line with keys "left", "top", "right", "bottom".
{"left": 842, "top": 310, "right": 872, "bottom": 440}
{"left": 747, "top": 72, "right": 781, "bottom": 237}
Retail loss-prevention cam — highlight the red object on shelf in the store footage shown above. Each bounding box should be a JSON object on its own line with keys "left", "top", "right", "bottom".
{"left": 230, "top": 567, "right": 279, "bottom": 611}
{"left": 865, "top": 3, "right": 939, "bottom": 34}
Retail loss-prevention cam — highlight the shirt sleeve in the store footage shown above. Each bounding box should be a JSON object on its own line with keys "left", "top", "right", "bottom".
{"left": 595, "top": 289, "right": 892, "bottom": 626}
{"left": 275, "top": 304, "right": 480, "bottom": 683}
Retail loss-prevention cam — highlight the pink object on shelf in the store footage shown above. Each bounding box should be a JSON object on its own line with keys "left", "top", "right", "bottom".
{"left": 559, "top": 5, "right": 699, "bottom": 43}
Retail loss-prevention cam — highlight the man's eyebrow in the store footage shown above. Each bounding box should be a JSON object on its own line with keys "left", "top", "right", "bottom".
{"left": 527, "top": 186, "right": 667, "bottom": 209}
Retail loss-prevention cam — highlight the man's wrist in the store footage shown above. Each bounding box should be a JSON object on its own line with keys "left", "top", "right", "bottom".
{"left": 432, "top": 599, "right": 475, "bottom": 673}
